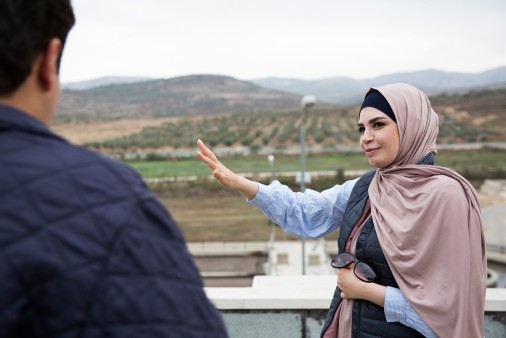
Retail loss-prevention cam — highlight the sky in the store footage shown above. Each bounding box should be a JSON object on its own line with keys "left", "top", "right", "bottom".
{"left": 60, "top": 0, "right": 506, "bottom": 84}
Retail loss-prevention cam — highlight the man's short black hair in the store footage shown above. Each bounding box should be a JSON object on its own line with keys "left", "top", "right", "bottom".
{"left": 0, "top": 0, "right": 75, "bottom": 96}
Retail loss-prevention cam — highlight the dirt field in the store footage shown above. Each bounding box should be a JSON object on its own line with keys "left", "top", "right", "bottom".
{"left": 163, "top": 195, "right": 300, "bottom": 242}
{"left": 51, "top": 117, "right": 190, "bottom": 145}
{"left": 161, "top": 180, "right": 506, "bottom": 243}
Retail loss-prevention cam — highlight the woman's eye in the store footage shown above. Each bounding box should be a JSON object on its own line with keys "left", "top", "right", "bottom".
{"left": 373, "top": 122, "right": 384, "bottom": 128}
{"left": 357, "top": 126, "right": 365, "bottom": 134}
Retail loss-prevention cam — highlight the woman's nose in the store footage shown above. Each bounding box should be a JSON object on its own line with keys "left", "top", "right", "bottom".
{"left": 361, "top": 130, "right": 373, "bottom": 143}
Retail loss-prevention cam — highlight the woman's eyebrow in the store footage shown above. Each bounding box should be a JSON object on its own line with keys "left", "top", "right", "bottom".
{"left": 357, "top": 116, "right": 389, "bottom": 127}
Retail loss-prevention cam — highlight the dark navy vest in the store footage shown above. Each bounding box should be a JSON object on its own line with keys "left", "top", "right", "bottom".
{"left": 320, "top": 154, "right": 434, "bottom": 337}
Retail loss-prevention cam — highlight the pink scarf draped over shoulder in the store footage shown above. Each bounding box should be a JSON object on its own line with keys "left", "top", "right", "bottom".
{"left": 368, "top": 84, "right": 487, "bottom": 337}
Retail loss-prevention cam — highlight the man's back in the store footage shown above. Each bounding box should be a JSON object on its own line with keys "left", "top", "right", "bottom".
{"left": 0, "top": 105, "right": 228, "bottom": 337}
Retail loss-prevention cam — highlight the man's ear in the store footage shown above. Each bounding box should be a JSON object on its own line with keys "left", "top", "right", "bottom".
{"left": 38, "top": 38, "right": 62, "bottom": 92}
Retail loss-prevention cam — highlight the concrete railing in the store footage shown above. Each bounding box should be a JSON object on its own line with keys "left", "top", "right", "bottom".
{"left": 205, "top": 276, "right": 506, "bottom": 338}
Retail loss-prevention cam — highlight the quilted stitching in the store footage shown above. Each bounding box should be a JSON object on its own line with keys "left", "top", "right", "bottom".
{"left": 0, "top": 106, "right": 228, "bottom": 338}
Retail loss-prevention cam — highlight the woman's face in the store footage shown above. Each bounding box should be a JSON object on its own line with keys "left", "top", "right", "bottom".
{"left": 357, "top": 107, "right": 400, "bottom": 169}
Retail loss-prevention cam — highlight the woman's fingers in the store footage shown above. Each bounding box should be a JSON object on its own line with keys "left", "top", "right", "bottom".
{"left": 196, "top": 139, "right": 256, "bottom": 194}
{"left": 197, "top": 139, "right": 218, "bottom": 162}
{"left": 213, "top": 169, "right": 226, "bottom": 181}
{"left": 196, "top": 139, "right": 207, "bottom": 152}
{"left": 212, "top": 167, "right": 234, "bottom": 188}
{"left": 197, "top": 151, "right": 215, "bottom": 170}
{"left": 196, "top": 140, "right": 220, "bottom": 170}
{"left": 197, "top": 139, "right": 234, "bottom": 187}
{"left": 196, "top": 139, "right": 258, "bottom": 199}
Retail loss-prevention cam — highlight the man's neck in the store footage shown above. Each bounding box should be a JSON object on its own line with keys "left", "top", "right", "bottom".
{"left": 0, "top": 84, "right": 53, "bottom": 126}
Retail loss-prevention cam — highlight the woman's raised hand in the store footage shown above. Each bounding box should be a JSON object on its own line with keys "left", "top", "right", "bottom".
{"left": 196, "top": 139, "right": 259, "bottom": 199}
{"left": 197, "top": 139, "right": 237, "bottom": 188}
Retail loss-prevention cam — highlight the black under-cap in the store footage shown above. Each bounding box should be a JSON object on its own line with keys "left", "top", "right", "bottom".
{"left": 359, "top": 89, "right": 396, "bottom": 122}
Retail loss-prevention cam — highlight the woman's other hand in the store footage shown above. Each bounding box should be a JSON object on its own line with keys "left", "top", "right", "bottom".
{"left": 196, "top": 139, "right": 259, "bottom": 199}
{"left": 338, "top": 264, "right": 386, "bottom": 307}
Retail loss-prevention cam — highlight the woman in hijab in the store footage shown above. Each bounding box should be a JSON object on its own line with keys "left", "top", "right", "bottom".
{"left": 197, "top": 83, "right": 487, "bottom": 337}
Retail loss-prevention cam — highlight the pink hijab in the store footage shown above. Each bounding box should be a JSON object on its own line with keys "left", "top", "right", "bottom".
{"left": 368, "top": 83, "right": 487, "bottom": 337}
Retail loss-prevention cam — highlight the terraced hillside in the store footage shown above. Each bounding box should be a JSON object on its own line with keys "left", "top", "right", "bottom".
{"left": 52, "top": 88, "right": 506, "bottom": 155}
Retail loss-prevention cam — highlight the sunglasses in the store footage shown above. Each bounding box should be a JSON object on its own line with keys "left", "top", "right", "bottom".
{"left": 331, "top": 252, "right": 381, "bottom": 283}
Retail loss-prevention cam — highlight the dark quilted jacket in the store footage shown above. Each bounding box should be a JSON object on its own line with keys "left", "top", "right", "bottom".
{"left": 0, "top": 105, "right": 228, "bottom": 338}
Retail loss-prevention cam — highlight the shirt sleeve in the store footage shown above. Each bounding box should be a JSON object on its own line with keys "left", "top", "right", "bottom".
{"left": 384, "top": 287, "right": 437, "bottom": 338}
{"left": 247, "top": 178, "right": 358, "bottom": 238}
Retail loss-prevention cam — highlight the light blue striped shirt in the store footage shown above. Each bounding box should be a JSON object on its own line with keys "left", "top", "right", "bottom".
{"left": 248, "top": 179, "right": 436, "bottom": 337}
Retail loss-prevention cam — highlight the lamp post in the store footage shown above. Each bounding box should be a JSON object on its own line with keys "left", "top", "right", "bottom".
{"left": 267, "top": 154, "right": 276, "bottom": 244}
{"left": 267, "top": 154, "right": 275, "bottom": 181}
{"left": 267, "top": 154, "right": 276, "bottom": 274}
{"left": 299, "top": 95, "right": 316, "bottom": 275}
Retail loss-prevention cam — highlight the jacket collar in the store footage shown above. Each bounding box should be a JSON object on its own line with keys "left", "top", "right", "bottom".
{"left": 0, "top": 104, "right": 67, "bottom": 143}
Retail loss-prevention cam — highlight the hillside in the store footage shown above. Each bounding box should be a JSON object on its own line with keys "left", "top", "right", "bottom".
{"left": 62, "top": 76, "right": 153, "bottom": 91}
{"left": 52, "top": 88, "right": 506, "bottom": 157}
{"left": 56, "top": 69, "right": 506, "bottom": 123}
{"left": 252, "top": 67, "right": 506, "bottom": 104}
{"left": 432, "top": 89, "right": 506, "bottom": 142}
{"left": 56, "top": 75, "right": 305, "bottom": 119}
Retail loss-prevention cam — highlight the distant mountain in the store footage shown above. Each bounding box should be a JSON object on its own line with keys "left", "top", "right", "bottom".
{"left": 56, "top": 68, "right": 506, "bottom": 120}
{"left": 57, "top": 75, "right": 303, "bottom": 118}
{"left": 251, "top": 67, "right": 506, "bottom": 104}
{"left": 62, "top": 76, "right": 153, "bottom": 90}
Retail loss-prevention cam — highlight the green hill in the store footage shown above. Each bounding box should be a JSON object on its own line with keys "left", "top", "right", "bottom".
{"left": 57, "top": 75, "right": 306, "bottom": 119}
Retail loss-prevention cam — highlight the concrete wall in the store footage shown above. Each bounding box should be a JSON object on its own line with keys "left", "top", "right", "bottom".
{"left": 219, "top": 310, "right": 506, "bottom": 338}
{"left": 205, "top": 276, "right": 506, "bottom": 338}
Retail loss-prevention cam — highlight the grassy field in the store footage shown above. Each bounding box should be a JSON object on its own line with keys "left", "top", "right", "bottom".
{"left": 126, "top": 152, "right": 370, "bottom": 178}
{"left": 126, "top": 148, "right": 506, "bottom": 179}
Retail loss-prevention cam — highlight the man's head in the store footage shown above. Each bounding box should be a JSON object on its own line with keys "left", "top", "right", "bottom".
{"left": 0, "top": 0, "right": 75, "bottom": 96}
{"left": 0, "top": 0, "right": 75, "bottom": 122}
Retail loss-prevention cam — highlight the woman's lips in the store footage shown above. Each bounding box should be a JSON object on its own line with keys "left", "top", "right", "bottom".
{"left": 364, "top": 147, "right": 379, "bottom": 156}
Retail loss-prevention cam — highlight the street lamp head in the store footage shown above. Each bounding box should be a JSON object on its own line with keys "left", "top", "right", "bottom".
{"left": 267, "top": 154, "right": 275, "bottom": 163}
{"left": 301, "top": 95, "right": 316, "bottom": 111}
